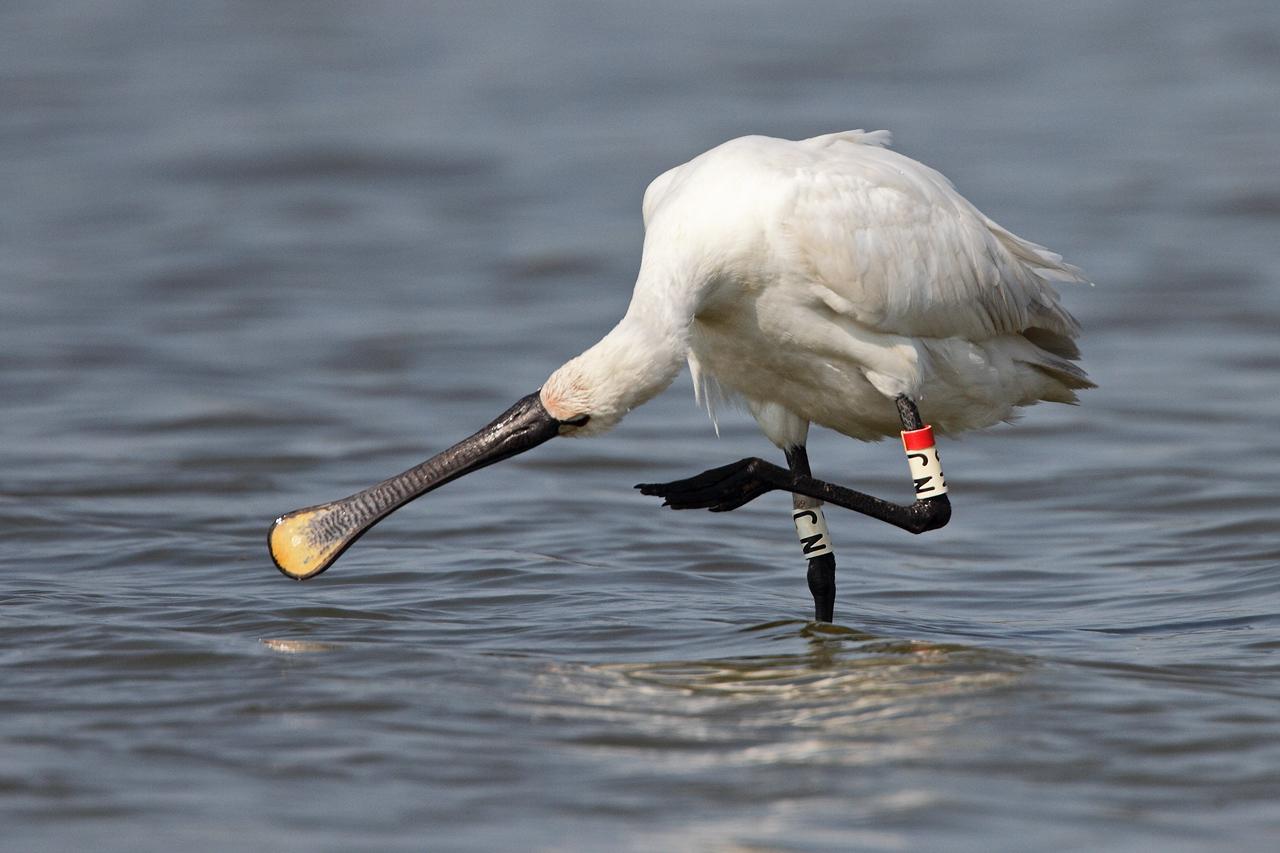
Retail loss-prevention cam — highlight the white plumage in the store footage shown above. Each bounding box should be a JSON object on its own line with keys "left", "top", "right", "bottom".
{"left": 540, "top": 130, "right": 1090, "bottom": 448}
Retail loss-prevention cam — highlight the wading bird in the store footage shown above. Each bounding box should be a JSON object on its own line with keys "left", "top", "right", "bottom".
{"left": 269, "top": 130, "right": 1090, "bottom": 621}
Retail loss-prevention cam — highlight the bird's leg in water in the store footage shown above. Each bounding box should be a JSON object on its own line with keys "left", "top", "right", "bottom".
{"left": 784, "top": 445, "right": 837, "bottom": 623}
{"left": 637, "top": 395, "right": 951, "bottom": 534}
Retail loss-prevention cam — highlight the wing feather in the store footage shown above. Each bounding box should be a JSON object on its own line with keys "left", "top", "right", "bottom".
{"left": 777, "top": 133, "right": 1087, "bottom": 343}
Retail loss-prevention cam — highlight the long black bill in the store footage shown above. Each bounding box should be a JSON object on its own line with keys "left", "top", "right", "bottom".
{"left": 269, "top": 391, "right": 559, "bottom": 580}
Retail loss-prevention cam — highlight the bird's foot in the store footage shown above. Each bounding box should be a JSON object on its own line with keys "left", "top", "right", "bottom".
{"left": 636, "top": 457, "right": 790, "bottom": 512}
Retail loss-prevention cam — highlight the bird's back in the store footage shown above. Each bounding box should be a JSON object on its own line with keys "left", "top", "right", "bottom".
{"left": 651, "top": 131, "right": 1087, "bottom": 340}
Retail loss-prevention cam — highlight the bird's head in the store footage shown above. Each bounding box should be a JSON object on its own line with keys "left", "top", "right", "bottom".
{"left": 539, "top": 318, "right": 679, "bottom": 438}
{"left": 539, "top": 355, "right": 625, "bottom": 438}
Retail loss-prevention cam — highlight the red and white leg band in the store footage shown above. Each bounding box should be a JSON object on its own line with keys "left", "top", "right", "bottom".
{"left": 901, "top": 425, "right": 947, "bottom": 498}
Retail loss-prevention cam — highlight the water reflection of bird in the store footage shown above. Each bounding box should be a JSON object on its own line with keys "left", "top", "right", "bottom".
{"left": 270, "top": 130, "right": 1091, "bottom": 621}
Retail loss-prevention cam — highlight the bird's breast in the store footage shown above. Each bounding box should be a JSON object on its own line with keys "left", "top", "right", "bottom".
{"left": 688, "top": 300, "right": 906, "bottom": 441}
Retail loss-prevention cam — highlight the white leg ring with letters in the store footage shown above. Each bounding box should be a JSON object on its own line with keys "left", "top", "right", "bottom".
{"left": 791, "top": 494, "right": 834, "bottom": 558}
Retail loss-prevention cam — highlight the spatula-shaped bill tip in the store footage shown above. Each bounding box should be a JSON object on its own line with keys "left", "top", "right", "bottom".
{"left": 269, "top": 502, "right": 355, "bottom": 580}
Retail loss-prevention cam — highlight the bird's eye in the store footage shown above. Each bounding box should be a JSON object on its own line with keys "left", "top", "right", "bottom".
{"left": 562, "top": 414, "right": 590, "bottom": 427}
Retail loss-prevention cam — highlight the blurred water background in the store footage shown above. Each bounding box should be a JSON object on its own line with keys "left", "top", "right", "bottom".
{"left": 3, "top": 1, "right": 1279, "bottom": 850}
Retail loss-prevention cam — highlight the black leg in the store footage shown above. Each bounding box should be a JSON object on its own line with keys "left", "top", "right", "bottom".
{"left": 896, "top": 395, "right": 924, "bottom": 431}
{"left": 637, "top": 395, "right": 951, "bottom": 534}
{"left": 785, "top": 445, "right": 836, "bottom": 623}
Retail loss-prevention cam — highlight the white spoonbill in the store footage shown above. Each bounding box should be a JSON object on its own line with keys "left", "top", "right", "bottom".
{"left": 269, "top": 130, "right": 1091, "bottom": 621}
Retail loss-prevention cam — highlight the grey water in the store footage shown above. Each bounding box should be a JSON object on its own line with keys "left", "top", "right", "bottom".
{"left": 3, "top": 1, "right": 1279, "bottom": 850}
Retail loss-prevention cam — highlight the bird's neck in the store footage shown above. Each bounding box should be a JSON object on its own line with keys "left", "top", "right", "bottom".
{"left": 591, "top": 309, "right": 687, "bottom": 405}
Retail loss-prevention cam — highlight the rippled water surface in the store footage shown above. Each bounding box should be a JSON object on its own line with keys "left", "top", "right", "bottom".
{"left": 4, "top": 1, "right": 1280, "bottom": 850}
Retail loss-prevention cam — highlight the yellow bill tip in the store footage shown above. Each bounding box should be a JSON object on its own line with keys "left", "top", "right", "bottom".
{"left": 268, "top": 506, "right": 347, "bottom": 581}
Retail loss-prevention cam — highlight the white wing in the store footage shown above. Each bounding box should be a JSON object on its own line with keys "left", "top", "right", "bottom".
{"left": 777, "top": 131, "right": 1087, "bottom": 345}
